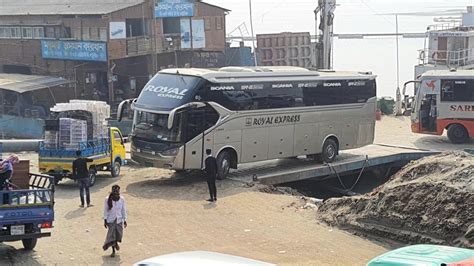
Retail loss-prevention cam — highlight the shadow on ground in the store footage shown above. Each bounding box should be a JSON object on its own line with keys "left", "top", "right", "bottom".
{"left": 413, "top": 135, "right": 473, "bottom": 151}
{"left": 0, "top": 244, "right": 42, "bottom": 265}
{"left": 54, "top": 174, "right": 122, "bottom": 200}
{"left": 126, "top": 171, "right": 248, "bottom": 202}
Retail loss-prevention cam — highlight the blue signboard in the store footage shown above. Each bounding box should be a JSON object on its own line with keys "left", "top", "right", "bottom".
{"left": 41, "top": 40, "right": 107, "bottom": 62}
{"left": 155, "top": 0, "right": 194, "bottom": 18}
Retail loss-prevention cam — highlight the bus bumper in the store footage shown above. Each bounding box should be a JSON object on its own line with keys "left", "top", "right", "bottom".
{"left": 131, "top": 152, "right": 182, "bottom": 170}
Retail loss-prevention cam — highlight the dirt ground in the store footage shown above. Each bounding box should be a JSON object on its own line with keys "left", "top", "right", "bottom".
{"left": 374, "top": 116, "right": 473, "bottom": 151}
{"left": 0, "top": 116, "right": 471, "bottom": 265}
{"left": 0, "top": 168, "right": 387, "bottom": 265}
{"left": 319, "top": 151, "right": 474, "bottom": 249}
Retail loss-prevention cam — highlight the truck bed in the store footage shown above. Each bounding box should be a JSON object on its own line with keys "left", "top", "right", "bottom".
{"left": 39, "top": 138, "right": 112, "bottom": 174}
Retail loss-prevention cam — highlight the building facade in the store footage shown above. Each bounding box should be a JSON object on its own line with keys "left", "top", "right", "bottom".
{"left": 0, "top": 0, "right": 229, "bottom": 111}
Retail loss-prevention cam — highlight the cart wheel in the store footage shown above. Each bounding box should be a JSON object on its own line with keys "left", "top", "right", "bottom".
{"left": 22, "top": 238, "right": 37, "bottom": 250}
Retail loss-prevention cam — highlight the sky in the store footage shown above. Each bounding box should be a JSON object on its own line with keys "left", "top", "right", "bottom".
{"left": 203, "top": 0, "right": 473, "bottom": 96}
{"left": 206, "top": 0, "right": 472, "bottom": 36}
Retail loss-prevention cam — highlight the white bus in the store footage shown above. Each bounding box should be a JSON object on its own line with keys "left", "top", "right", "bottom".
{"left": 408, "top": 69, "right": 474, "bottom": 144}
{"left": 118, "top": 67, "right": 377, "bottom": 179}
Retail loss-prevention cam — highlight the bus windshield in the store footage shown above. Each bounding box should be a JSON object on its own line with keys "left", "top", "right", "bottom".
{"left": 135, "top": 73, "right": 202, "bottom": 111}
{"left": 134, "top": 111, "right": 184, "bottom": 143}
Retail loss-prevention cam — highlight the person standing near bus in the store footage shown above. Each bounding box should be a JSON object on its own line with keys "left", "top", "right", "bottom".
{"left": 72, "top": 150, "right": 93, "bottom": 207}
{"left": 204, "top": 149, "right": 217, "bottom": 202}
{"left": 429, "top": 97, "right": 437, "bottom": 131}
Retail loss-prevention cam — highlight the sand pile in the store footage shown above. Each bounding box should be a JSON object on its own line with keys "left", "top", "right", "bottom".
{"left": 318, "top": 151, "right": 474, "bottom": 248}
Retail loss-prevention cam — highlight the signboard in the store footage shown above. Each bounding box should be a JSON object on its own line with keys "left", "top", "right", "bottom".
{"left": 41, "top": 40, "right": 107, "bottom": 62}
{"left": 180, "top": 18, "right": 205, "bottom": 49}
{"left": 110, "top": 22, "right": 126, "bottom": 39}
{"left": 155, "top": 0, "right": 194, "bottom": 18}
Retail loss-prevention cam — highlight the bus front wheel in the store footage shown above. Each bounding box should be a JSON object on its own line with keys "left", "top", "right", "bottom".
{"left": 216, "top": 151, "right": 232, "bottom": 180}
{"left": 447, "top": 124, "right": 470, "bottom": 144}
{"left": 322, "top": 139, "right": 338, "bottom": 163}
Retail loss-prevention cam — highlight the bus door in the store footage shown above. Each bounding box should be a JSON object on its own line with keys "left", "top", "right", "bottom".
{"left": 419, "top": 94, "right": 437, "bottom": 133}
{"left": 181, "top": 105, "right": 220, "bottom": 170}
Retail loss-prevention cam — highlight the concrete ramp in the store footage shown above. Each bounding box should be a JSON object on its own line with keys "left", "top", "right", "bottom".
{"left": 228, "top": 144, "right": 439, "bottom": 185}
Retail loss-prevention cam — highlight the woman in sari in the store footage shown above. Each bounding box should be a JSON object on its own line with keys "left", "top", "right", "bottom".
{"left": 103, "top": 185, "right": 127, "bottom": 257}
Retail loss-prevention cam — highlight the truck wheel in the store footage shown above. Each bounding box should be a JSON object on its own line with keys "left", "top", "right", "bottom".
{"left": 88, "top": 169, "right": 97, "bottom": 187}
{"left": 216, "top": 151, "right": 232, "bottom": 180}
{"left": 53, "top": 177, "right": 60, "bottom": 185}
{"left": 447, "top": 124, "right": 470, "bottom": 144}
{"left": 111, "top": 160, "right": 121, "bottom": 177}
{"left": 322, "top": 138, "right": 338, "bottom": 163}
{"left": 22, "top": 238, "right": 37, "bottom": 250}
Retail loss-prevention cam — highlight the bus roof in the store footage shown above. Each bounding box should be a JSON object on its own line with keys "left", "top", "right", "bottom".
{"left": 159, "top": 68, "right": 376, "bottom": 83}
{"left": 421, "top": 69, "right": 474, "bottom": 79}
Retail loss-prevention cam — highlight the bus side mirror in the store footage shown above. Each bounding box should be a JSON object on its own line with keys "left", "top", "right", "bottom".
{"left": 117, "top": 98, "right": 136, "bottom": 122}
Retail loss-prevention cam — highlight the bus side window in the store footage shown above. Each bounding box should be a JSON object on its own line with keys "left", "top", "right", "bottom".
{"left": 441, "top": 80, "right": 454, "bottom": 101}
{"left": 302, "top": 82, "right": 343, "bottom": 106}
{"left": 184, "top": 106, "right": 219, "bottom": 142}
{"left": 343, "top": 80, "right": 376, "bottom": 104}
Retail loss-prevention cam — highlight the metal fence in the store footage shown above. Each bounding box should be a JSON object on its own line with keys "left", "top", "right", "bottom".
{"left": 418, "top": 48, "right": 474, "bottom": 67}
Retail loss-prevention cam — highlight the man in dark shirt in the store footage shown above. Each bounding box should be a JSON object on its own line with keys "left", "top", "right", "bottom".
{"left": 204, "top": 149, "right": 217, "bottom": 202}
{"left": 73, "top": 150, "right": 93, "bottom": 207}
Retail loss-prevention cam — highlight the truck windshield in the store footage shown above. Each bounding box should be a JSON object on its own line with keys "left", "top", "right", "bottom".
{"left": 135, "top": 73, "right": 202, "bottom": 111}
{"left": 134, "top": 111, "right": 183, "bottom": 143}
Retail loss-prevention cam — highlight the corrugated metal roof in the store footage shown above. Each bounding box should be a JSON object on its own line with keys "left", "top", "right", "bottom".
{"left": 0, "top": 0, "right": 144, "bottom": 16}
{"left": 0, "top": 73, "right": 73, "bottom": 93}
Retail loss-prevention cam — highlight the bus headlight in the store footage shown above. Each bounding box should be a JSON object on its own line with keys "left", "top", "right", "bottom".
{"left": 161, "top": 148, "right": 179, "bottom": 156}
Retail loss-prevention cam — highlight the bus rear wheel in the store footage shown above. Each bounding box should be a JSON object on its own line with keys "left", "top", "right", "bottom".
{"left": 322, "top": 139, "right": 338, "bottom": 163}
{"left": 216, "top": 151, "right": 232, "bottom": 180}
{"left": 447, "top": 124, "right": 470, "bottom": 144}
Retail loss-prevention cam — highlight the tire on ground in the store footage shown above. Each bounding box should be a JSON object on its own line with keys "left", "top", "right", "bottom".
{"left": 447, "top": 124, "right": 470, "bottom": 144}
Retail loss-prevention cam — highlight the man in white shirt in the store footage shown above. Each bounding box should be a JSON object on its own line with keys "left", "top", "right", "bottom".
{"left": 102, "top": 185, "right": 127, "bottom": 257}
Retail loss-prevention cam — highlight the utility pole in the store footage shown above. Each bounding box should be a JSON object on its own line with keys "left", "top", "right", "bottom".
{"left": 395, "top": 14, "right": 400, "bottom": 89}
{"left": 315, "top": 0, "right": 336, "bottom": 69}
{"left": 249, "top": 0, "right": 258, "bottom": 66}
{"left": 189, "top": 17, "right": 194, "bottom": 67}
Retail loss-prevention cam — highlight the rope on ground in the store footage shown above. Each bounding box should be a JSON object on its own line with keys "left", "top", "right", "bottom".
{"left": 326, "top": 155, "right": 370, "bottom": 193}
{"left": 327, "top": 162, "right": 348, "bottom": 191}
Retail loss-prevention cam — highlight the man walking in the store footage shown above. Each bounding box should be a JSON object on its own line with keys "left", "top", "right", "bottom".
{"left": 72, "top": 150, "right": 93, "bottom": 207}
{"left": 204, "top": 149, "right": 217, "bottom": 202}
{"left": 103, "top": 185, "right": 127, "bottom": 257}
